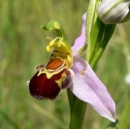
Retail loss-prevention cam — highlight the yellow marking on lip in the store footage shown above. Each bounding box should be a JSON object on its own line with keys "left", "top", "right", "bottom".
{"left": 55, "top": 72, "right": 66, "bottom": 88}
{"left": 37, "top": 58, "right": 67, "bottom": 79}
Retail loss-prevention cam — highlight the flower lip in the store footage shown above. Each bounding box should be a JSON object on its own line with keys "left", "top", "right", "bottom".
{"left": 29, "top": 19, "right": 74, "bottom": 100}
{"left": 29, "top": 71, "right": 61, "bottom": 100}
{"left": 29, "top": 58, "right": 73, "bottom": 100}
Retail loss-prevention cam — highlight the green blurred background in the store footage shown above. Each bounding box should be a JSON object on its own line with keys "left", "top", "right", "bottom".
{"left": 0, "top": 0, "right": 130, "bottom": 129}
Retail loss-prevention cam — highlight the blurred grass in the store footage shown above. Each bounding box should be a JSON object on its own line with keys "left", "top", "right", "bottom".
{"left": 0, "top": 0, "right": 130, "bottom": 129}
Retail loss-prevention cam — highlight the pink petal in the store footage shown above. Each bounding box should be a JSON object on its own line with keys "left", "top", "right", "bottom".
{"left": 72, "top": 13, "right": 87, "bottom": 57}
{"left": 70, "top": 57, "right": 116, "bottom": 122}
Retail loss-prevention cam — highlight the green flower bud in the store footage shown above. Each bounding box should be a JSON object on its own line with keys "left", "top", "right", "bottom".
{"left": 97, "top": 0, "right": 130, "bottom": 24}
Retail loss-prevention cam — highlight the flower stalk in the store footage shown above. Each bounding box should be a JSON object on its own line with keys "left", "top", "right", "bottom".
{"left": 68, "top": 90, "right": 86, "bottom": 129}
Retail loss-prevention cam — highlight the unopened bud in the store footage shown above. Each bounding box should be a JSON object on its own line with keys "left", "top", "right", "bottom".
{"left": 97, "top": 0, "right": 130, "bottom": 24}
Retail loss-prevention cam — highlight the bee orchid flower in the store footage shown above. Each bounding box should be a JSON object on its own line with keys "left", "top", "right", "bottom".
{"left": 28, "top": 13, "right": 116, "bottom": 122}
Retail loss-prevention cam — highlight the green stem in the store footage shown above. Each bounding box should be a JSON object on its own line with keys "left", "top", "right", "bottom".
{"left": 67, "top": 89, "right": 76, "bottom": 114}
{"left": 69, "top": 101, "right": 86, "bottom": 129}
{"left": 67, "top": 89, "right": 86, "bottom": 129}
{"left": 90, "top": 24, "right": 116, "bottom": 68}
{"left": 89, "top": 17, "right": 105, "bottom": 63}
{"left": 86, "top": 0, "right": 96, "bottom": 62}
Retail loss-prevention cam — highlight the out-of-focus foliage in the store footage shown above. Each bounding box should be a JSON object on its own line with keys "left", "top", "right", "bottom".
{"left": 0, "top": 0, "right": 130, "bottom": 129}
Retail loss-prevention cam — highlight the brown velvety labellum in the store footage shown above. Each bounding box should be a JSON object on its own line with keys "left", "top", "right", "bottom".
{"left": 29, "top": 68, "right": 71, "bottom": 100}
{"left": 29, "top": 72, "right": 60, "bottom": 100}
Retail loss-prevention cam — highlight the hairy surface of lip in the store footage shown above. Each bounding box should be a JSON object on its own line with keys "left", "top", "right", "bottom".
{"left": 29, "top": 58, "right": 72, "bottom": 100}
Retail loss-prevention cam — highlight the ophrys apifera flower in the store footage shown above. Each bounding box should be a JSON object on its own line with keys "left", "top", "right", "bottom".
{"left": 28, "top": 13, "right": 116, "bottom": 122}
